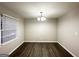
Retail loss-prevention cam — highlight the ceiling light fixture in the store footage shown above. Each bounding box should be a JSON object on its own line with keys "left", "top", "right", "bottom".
{"left": 37, "top": 12, "right": 46, "bottom": 21}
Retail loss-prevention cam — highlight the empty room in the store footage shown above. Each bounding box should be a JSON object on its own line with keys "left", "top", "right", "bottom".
{"left": 0, "top": 2, "right": 79, "bottom": 57}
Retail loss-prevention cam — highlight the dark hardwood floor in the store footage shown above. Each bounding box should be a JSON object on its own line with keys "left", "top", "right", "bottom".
{"left": 9, "top": 42, "right": 73, "bottom": 57}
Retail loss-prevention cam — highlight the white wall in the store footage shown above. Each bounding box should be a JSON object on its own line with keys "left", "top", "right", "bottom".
{"left": 0, "top": 5, "right": 24, "bottom": 55}
{"left": 1, "top": 3, "right": 79, "bottom": 57}
{"left": 24, "top": 18, "right": 57, "bottom": 42}
{"left": 57, "top": 8, "right": 79, "bottom": 57}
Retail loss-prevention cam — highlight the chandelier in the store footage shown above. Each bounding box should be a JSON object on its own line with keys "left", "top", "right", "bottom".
{"left": 37, "top": 12, "right": 46, "bottom": 21}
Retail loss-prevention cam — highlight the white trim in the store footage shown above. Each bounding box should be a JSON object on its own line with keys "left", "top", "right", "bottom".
{"left": 9, "top": 41, "right": 24, "bottom": 55}
{"left": 57, "top": 41, "right": 76, "bottom": 57}
{"left": 2, "top": 14, "right": 17, "bottom": 20}
{"left": 24, "top": 41, "right": 58, "bottom": 43}
{"left": 8, "top": 41, "right": 76, "bottom": 56}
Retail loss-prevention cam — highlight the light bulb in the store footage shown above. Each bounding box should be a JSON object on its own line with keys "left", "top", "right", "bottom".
{"left": 41, "top": 17, "right": 46, "bottom": 21}
{"left": 37, "top": 17, "right": 40, "bottom": 21}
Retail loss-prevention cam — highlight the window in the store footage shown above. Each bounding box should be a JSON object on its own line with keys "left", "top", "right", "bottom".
{"left": 0, "top": 14, "right": 16, "bottom": 44}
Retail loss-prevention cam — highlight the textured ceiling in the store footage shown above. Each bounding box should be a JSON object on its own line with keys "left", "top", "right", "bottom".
{"left": 0, "top": 2, "right": 79, "bottom": 19}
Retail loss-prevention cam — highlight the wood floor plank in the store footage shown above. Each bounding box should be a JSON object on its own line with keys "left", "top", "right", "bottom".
{"left": 42, "top": 43, "right": 49, "bottom": 57}
{"left": 46, "top": 43, "right": 56, "bottom": 57}
{"left": 32, "top": 43, "right": 42, "bottom": 57}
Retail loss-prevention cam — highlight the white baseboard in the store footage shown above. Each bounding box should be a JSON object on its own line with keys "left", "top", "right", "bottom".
{"left": 9, "top": 41, "right": 24, "bottom": 55}
{"left": 9, "top": 41, "right": 76, "bottom": 57}
{"left": 24, "top": 41, "right": 58, "bottom": 43}
{"left": 57, "top": 41, "right": 76, "bottom": 57}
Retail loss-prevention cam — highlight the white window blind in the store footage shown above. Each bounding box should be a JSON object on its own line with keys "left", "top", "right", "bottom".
{"left": 1, "top": 14, "right": 16, "bottom": 44}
